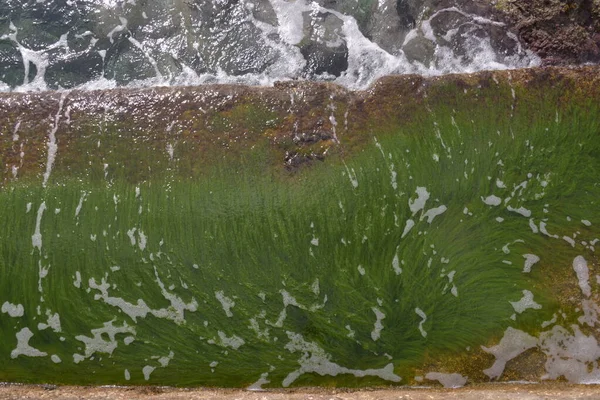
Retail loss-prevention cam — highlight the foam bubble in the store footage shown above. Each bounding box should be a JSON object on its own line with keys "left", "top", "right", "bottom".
{"left": 215, "top": 291, "right": 236, "bottom": 317}
{"left": 283, "top": 331, "right": 401, "bottom": 387}
{"left": 510, "top": 290, "right": 542, "bottom": 314}
{"left": 1, "top": 302, "right": 24, "bottom": 317}
{"left": 11, "top": 328, "right": 48, "bottom": 359}
{"left": 482, "top": 327, "right": 537, "bottom": 379}
{"left": 425, "top": 372, "right": 467, "bottom": 388}
{"left": 522, "top": 254, "right": 540, "bottom": 273}
{"left": 573, "top": 256, "right": 591, "bottom": 297}
{"left": 481, "top": 195, "right": 502, "bottom": 206}
{"left": 371, "top": 307, "right": 385, "bottom": 341}
{"left": 409, "top": 187, "right": 430, "bottom": 215}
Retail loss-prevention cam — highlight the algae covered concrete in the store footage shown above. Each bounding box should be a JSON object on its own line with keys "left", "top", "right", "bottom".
{"left": 1, "top": 66, "right": 600, "bottom": 186}
{"left": 0, "top": 66, "right": 599, "bottom": 388}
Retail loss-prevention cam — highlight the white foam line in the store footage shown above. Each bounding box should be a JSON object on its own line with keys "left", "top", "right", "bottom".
{"left": 42, "top": 92, "right": 68, "bottom": 188}
{"left": 32, "top": 202, "right": 46, "bottom": 252}
{"left": 415, "top": 308, "right": 428, "bottom": 337}
{"left": 573, "top": 256, "right": 591, "bottom": 297}
{"left": 371, "top": 307, "right": 385, "bottom": 341}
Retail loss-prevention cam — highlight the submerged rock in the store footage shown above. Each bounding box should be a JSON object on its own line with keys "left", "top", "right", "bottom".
{"left": 365, "top": 0, "right": 412, "bottom": 55}
{"left": 402, "top": 34, "right": 435, "bottom": 66}
{"left": 299, "top": 10, "right": 348, "bottom": 77}
{"left": 0, "top": 0, "right": 550, "bottom": 90}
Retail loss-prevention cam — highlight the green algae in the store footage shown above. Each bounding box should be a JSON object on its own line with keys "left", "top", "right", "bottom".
{"left": 0, "top": 71, "right": 599, "bottom": 387}
{"left": 0, "top": 69, "right": 600, "bottom": 387}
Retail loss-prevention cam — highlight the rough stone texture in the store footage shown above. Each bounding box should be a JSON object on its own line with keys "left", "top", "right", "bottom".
{"left": 492, "top": 0, "right": 600, "bottom": 65}
{"left": 1, "top": 383, "right": 600, "bottom": 400}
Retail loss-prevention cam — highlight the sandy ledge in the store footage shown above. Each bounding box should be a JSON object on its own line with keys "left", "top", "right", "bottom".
{"left": 1, "top": 383, "right": 600, "bottom": 400}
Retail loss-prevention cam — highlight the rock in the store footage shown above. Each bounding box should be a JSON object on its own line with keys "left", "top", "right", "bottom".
{"left": 186, "top": 0, "right": 279, "bottom": 76}
{"left": 314, "top": 0, "right": 377, "bottom": 31}
{"left": 365, "top": 0, "right": 411, "bottom": 54}
{"left": 299, "top": 11, "right": 348, "bottom": 77}
{"left": 493, "top": 0, "right": 600, "bottom": 65}
{"left": 1, "top": 0, "right": 595, "bottom": 89}
{"left": 0, "top": 0, "right": 283, "bottom": 88}
{"left": 423, "top": 5, "right": 530, "bottom": 67}
{"left": 0, "top": 0, "right": 102, "bottom": 89}
{"left": 429, "top": 9, "right": 472, "bottom": 41}
{"left": 402, "top": 34, "right": 436, "bottom": 66}
{"left": 249, "top": 0, "right": 278, "bottom": 26}
{"left": 0, "top": 42, "right": 24, "bottom": 87}
{"left": 101, "top": 0, "right": 280, "bottom": 79}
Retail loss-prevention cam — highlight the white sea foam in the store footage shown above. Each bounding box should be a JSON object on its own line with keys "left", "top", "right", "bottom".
{"left": 88, "top": 271, "right": 197, "bottom": 324}
{"left": 409, "top": 187, "right": 430, "bottom": 215}
{"left": 142, "top": 365, "right": 155, "bottom": 381}
{"left": 402, "top": 219, "right": 415, "bottom": 239}
{"left": 31, "top": 202, "right": 46, "bottom": 252}
{"left": 247, "top": 372, "right": 271, "bottom": 391}
{"left": 42, "top": 92, "right": 68, "bottom": 187}
{"left": 11, "top": 328, "right": 47, "bottom": 359}
{"left": 522, "top": 254, "right": 540, "bottom": 273}
{"left": 37, "top": 310, "right": 61, "bottom": 332}
{"left": 507, "top": 205, "right": 532, "bottom": 217}
{"left": 510, "top": 290, "right": 542, "bottom": 314}
{"left": 73, "top": 320, "right": 135, "bottom": 363}
{"left": 392, "top": 252, "right": 402, "bottom": 275}
{"left": 415, "top": 307, "right": 428, "bottom": 338}
{"left": 73, "top": 271, "right": 82, "bottom": 288}
{"left": 217, "top": 331, "right": 245, "bottom": 350}
{"left": 422, "top": 205, "right": 447, "bottom": 224}
{"left": 481, "top": 195, "right": 501, "bottom": 206}
{"left": 283, "top": 331, "right": 401, "bottom": 387}
{"left": 573, "top": 256, "right": 591, "bottom": 297}
{"left": 425, "top": 372, "right": 467, "bottom": 388}
{"left": 371, "top": 307, "right": 385, "bottom": 341}
{"left": 540, "top": 324, "right": 600, "bottom": 383}
{"left": 1, "top": 302, "right": 24, "bottom": 317}
{"left": 481, "top": 327, "right": 537, "bottom": 379}
{"left": 215, "top": 291, "right": 235, "bottom": 317}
